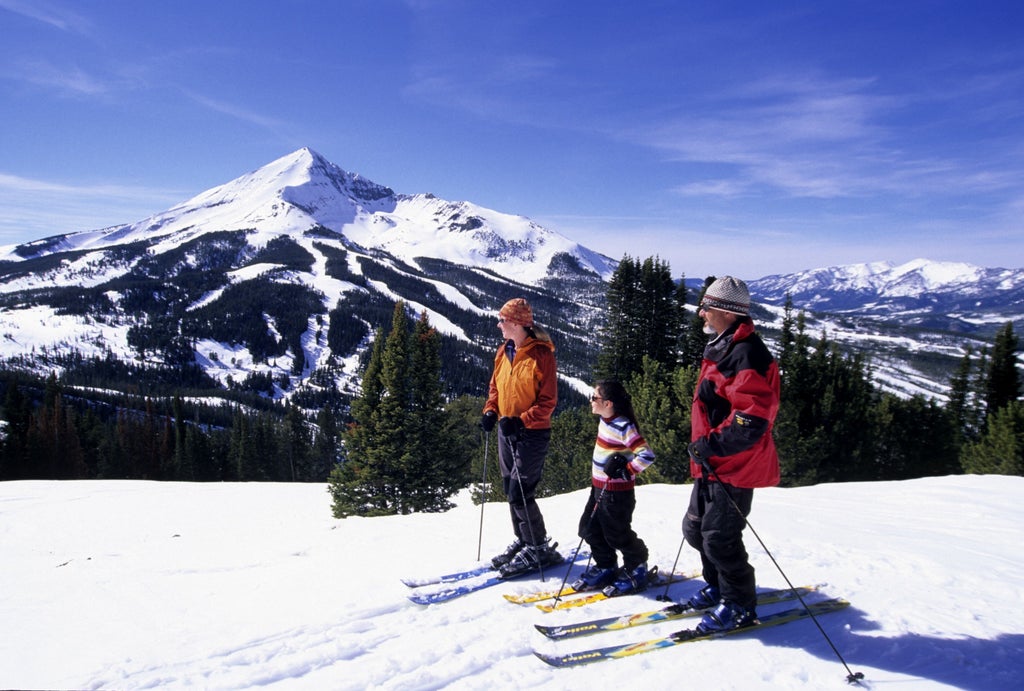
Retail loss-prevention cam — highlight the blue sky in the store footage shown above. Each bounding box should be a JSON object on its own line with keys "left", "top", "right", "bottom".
{"left": 2, "top": 0, "right": 1022, "bottom": 279}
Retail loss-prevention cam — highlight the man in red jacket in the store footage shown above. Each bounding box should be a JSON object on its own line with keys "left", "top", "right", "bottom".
{"left": 682, "top": 276, "right": 780, "bottom": 632}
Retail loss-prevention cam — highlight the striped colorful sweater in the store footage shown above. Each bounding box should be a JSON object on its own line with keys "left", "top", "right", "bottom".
{"left": 592, "top": 414, "right": 655, "bottom": 490}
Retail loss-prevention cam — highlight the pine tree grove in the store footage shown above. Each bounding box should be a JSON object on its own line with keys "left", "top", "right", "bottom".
{"left": 2, "top": 268, "right": 1021, "bottom": 499}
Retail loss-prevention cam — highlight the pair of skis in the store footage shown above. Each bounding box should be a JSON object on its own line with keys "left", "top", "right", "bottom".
{"left": 504, "top": 566, "right": 700, "bottom": 611}
{"left": 402, "top": 546, "right": 591, "bottom": 605}
{"left": 535, "top": 584, "right": 819, "bottom": 639}
{"left": 534, "top": 596, "right": 850, "bottom": 667}
{"left": 403, "top": 560, "right": 852, "bottom": 672}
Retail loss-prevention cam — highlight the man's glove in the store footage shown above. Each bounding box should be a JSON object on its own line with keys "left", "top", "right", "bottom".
{"left": 604, "top": 453, "right": 632, "bottom": 481}
{"left": 688, "top": 442, "right": 715, "bottom": 477}
{"left": 498, "top": 416, "right": 525, "bottom": 437}
{"left": 480, "top": 410, "right": 497, "bottom": 433}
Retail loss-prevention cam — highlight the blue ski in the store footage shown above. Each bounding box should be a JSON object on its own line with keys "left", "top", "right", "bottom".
{"left": 408, "top": 547, "right": 590, "bottom": 605}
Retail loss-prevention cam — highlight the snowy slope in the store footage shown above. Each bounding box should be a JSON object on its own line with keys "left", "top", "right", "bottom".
{"left": 2, "top": 476, "right": 1021, "bottom": 690}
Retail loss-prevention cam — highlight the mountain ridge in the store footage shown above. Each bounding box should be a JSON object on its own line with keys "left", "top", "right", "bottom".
{"left": 750, "top": 258, "right": 1024, "bottom": 330}
{"left": 0, "top": 148, "right": 615, "bottom": 410}
{"left": 1, "top": 147, "right": 616, "bottom": 286}
{"left": 0, "top": 148, "right": 1019, "bottom": 409}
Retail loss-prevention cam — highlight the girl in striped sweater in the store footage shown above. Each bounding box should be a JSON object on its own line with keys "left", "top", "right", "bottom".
{"left": 573, "top": 380, "right": 656, "bottom": 595}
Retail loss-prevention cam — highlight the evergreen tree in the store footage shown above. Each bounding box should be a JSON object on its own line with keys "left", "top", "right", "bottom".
{"left": 679, "top": 276, "right": 714, "bottom": 368}
{"left": 542, "top": 405, "right": 594, "bottom": 495}
{"left": 256, "top": 411, "right": 285, "bottom": 480}
{"left": 330, "top": 303, "right": 462, "bottom": 516}
{"left": 984, "top": 322, "right": 1021, "bottom": 422}
{"left": 871, "top": 394, "right": 960, "bottom": 480}
{"left": 449, "top": 395, "right": 498, "bottom": 504}
{"left": 596, "top": 256, "right": 687, "bottom": 380}
{"left": 172, "top": 395, "right": 193, "bottom": 480}
{"left": 627, "top": 357, "right": 690, "bottom": 483}
{"left": 672, "top": 277, "right": 691, "bottom": 365}
{"left": 777, "top": 295, "right": 797, "bottom": 375}
{"left": 365, "top": 302, "right": 414, "bottom": 510}
{"left": 775, "top": 322, "right": 876, "bottom": 485}
{"left": 596, "top": 255, "right": 640, "bottom": 379}
{"left": 311, "top": 407, "right": 341, "bottom": 481}
{"left": 186, "top": 421, "right": 219, "bottom": 481}
{"left": 404, "top": 311, "right": 467, "bottom": 511}
{"left": 774, "top": 309, "right": 816, "bottom": 484}
{"left": 972, "top": 346, "right": 990, "bottom": 427}
{"left": 233, "top": 410, "right": 257, "bottom": 480}
{"left": 1, "top": 381, "right": 31, "bottom": 479}
{"left": 284, "top": 403, "right": 311, "bottom": 481}
{"left": 946, "top": 347, "right": 978, "bottom": 443}
{"left": 330, "top": 326, "right": 386, "bottom": 514}
{"left": 637, "top": 257, "right": 681, "bottom": 368}
{"left": 960, "top": 401, "right": 1024, "bottom": 476}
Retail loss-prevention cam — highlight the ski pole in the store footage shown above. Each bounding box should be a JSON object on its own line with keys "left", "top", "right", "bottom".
{"left": 697, "top": 458, "right": 864, "bottom": 685}
{"left": 476, "top": 429, "right": 490, "bottom": 562}
{"left": 552, "top": 486, "right": 606, "bottom": 603}
{"left": 655, "top": 533, "right": 687, "bottom": 602}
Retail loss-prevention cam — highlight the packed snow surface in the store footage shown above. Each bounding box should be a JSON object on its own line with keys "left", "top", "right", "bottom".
{"left": 2, "top": 476, "right": 1021, "bottom": 690}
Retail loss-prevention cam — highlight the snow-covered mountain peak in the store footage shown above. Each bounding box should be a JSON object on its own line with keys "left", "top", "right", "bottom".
{"left": 0, "top": 148, "right": 613, "bottom": 283}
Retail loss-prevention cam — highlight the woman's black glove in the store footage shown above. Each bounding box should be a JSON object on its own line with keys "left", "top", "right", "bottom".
{"left": 480, "top": 410, "right": 497, "bottom": 432}
{"left": 498, "top": 416, "right": 525, "bottom": 437}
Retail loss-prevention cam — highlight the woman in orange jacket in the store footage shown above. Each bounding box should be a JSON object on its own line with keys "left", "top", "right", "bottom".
{"left": 481, "top": 298, "right": 563, "bottom": 577}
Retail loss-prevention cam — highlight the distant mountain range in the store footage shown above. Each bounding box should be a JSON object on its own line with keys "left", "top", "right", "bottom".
{"left": 750, "top": 259, "right": 1024, "bottom": 332}
{"left": 0, "top": 148, "right": 1020, "bottom": 408}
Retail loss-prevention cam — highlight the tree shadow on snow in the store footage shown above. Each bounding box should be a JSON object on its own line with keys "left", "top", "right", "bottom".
{"left": 753, "top": 602, "right": 1024, "bottom": 690}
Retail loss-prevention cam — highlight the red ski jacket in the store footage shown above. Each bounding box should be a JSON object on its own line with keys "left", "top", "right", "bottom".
{"left": 690, "top": 319, "right": 780, "bottom": 488}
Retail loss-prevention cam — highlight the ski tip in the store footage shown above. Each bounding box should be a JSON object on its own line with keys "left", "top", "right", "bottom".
{"left": 533, "top": 651, "right": 561, "bottom": 667}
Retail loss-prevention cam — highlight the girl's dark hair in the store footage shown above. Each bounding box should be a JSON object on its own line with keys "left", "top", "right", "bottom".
{"left": 595, "top": 380, "right": 641, "bottom": 433}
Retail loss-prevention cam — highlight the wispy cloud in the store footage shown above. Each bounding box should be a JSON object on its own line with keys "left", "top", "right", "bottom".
{"left": 627, "top": 70, "right": 1024, "bottom": 203}
{"left": 674, "top": 179, "right": 751, "bottom": 198}
{"left": 0, "top": 173, "right": 184, "bottom": 241}
{"left": 0, "top": 173, "right": 178, "bottom": 199}
{"left": 0, "top": 0, "right": 92, "bottom": 34}
{"left": 629, "top": 75, "right": 894, "bottom": 197}
{"left": 181, "top": 90, "right": 286, "bottom": 131}
{"left": 12, "top": 59, "right": 109, "bottom": 95}
{"left": 403, "top": 51, "right": 560, "bottom": 124}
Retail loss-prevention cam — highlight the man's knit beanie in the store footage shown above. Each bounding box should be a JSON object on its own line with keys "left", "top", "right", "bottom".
{"left": 702, "top": 276, "right": 751, "bottom": 316}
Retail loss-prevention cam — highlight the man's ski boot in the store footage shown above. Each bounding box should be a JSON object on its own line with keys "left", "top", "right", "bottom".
{"left": 695, "top": 600, "right": 757, "bottom": 633}
{"left": 685, "top": 584, "right": 721, "bottom": 610}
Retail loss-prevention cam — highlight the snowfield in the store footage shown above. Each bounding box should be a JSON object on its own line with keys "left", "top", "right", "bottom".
{"left": 1, "top": 476, "right": 1021, "bottom": 690}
